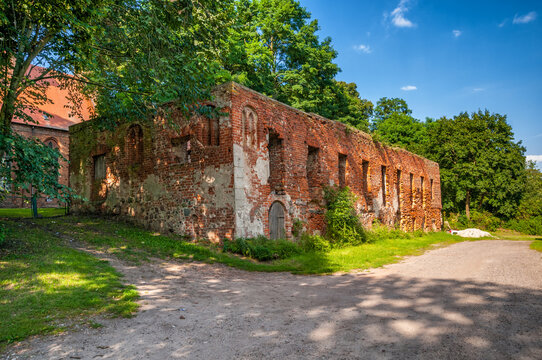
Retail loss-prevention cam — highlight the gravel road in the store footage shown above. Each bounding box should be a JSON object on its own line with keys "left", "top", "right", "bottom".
{"left": 5, "top": 240, "right": 542, "bottom": 359}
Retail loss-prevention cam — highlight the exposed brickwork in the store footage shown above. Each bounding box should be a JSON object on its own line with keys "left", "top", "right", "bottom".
{"left": 70, "top": 82, "right": 442, "bottom": 240}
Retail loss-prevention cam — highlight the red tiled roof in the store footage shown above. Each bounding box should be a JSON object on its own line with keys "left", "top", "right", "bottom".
{"left": 11, "top": 65, "right": 94, "bottom": 130}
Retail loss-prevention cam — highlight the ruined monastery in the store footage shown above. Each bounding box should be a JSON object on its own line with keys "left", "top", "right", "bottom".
{"left": 69, "top": 82, "right": 442, "bottom": 241}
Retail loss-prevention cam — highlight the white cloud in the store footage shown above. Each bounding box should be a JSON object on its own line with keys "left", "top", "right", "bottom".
{"left": 472, "top": 87, "right": 485, "bottom": 92}
{"left": 401, "top": 85, "right": 417, "bottom": 91}
{"left": 513, "top": 11, "right": 537, "bottom": 24}
{"left": 452, "top": 30, "right": 462, "bottom": 37}
{"left": 526, "top": 155, "right": 542, "bottom": 162}
{"left": 498, "top": 19, "right": 507, "bottom": 28}
{"left": 353, "top": 44, "right": 372, "bottom": 54}
{"left": 390, "top": 0, "right": 415, "bottom": 28}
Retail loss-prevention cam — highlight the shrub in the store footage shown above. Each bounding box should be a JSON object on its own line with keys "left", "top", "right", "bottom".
{"left": 223, "top": 236, "right": 301, "bottom": 261}
{"left": 505, "top": 216, "right": 542, "bottom": 236}
{"left": 323, "top": 186, "right": 366, "bottom": 246}
{"left": 299, "top": 233, "right": 331, "bottom": 252}
{"left": 445, "top": 211, "right": 501, "bottom": 231}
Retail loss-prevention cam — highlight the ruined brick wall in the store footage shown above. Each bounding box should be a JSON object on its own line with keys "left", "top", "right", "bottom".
{"left": 227, "top": 83, "right": 442, "bottom": 238}
{"left": 0, "top": 123, "right": 70, "bottom": 208}
{"left": 69, "top": 82, "right": 441, "bottom": 241}
{"left": 69, "top": 86, "right": 236, "bottom": 241}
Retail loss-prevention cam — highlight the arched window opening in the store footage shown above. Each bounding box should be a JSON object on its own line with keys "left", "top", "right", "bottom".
{"left": 269, "top": 201, "right": 286, "bottom": 240}
{"left": 126, "top": 125, "right": 144, "bottom": 165}
{"left": 44, "top": 138, "right": 58, "bottom": 149}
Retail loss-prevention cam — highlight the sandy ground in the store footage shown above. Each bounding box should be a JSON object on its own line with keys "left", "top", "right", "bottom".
{"left": 4, "top": 240, "right": 542, "bottom": 360}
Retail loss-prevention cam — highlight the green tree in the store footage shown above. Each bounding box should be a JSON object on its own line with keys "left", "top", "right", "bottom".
{"left": 370, "top": 97, "right": 428, "bottom": 154}
{"left": 223, "top": 0, "right": 371, "bottom": 125}
{"left": 84, "top": 0, "right": 231, "bottom": 127}
{"left": 371, "top": 97, "right": 412, "bottom": 131}
{"left": 0, "top": 0, "right": 230, "bottom": 215}
{"left": 425, "top": 110, "right": 526, "bottom": 219}
{"left": 0, "top": 133, "right": 72, "bottom": 216}
{"left": 517, "top": 161, "right": 542, "bottom": 219}
{"left": 330, "top": 81, "right": 373, "bottom": 131}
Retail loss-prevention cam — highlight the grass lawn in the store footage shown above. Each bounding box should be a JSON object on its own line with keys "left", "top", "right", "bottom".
{"left": 0, "top": 207, "right": 66, "bottom": 218}
{"left": 34, "top": 215, "right": 464, "bottom": 274}
{"left": 0, "top": 219, "right": 138, "bottom": 349}
{"left": 2, "top": 214, "right": 539, "bottom": 349}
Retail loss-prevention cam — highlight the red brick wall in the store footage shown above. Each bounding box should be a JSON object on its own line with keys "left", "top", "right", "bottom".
{"left": 0, "top": 123, "right": 70, "bottom": 208}
{"left": 69, "top": 85, "right": 236, "bottom": 241}
{"left": 227, "top": 83, "right": 442, "bottom": 238}
{"left": 69, "top": 82, "right": 441, "bottom": 241}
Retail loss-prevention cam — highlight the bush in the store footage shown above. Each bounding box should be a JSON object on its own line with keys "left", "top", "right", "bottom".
{"left": 445, "top": 210, "right": 501, "bottom": 231}
{"left": 299, "top": 233, "right": 331, "bottom": 252}
{"left": 223, "top": 236, "right": 301, "bottom": 261}
{"left": 505, "top": 216, "right": 542, "bottom": 236}
{"left": 323, "top": 186, "right": 366, "bottom": 246}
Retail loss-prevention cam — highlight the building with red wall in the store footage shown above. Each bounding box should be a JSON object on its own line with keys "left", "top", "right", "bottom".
{"left": 69, "top": 82, "right": 442, "bottom": 240}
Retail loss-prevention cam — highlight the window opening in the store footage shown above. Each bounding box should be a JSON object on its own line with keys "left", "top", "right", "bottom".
{"left": 381, "top": 166, "right": 387, "bottom": 205}
{"left": 94, "top": 154, "right": 106, "bottom": 180}
{"left": 338, "top": 153, "right": 347, "bottom": 188}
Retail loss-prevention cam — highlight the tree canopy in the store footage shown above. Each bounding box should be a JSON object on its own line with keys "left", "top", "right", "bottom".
{"left": 425, "top": 110, "right": 526, "bottom": 219}
{"left": 222, "top": 0, "right": 371, "bottom": 128}
{"left": 0, "top": 0, "right": 231, "bottom": 213}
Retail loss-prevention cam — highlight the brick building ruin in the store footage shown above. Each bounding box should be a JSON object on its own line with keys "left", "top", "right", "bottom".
{"left": 69, "top": 82, "right": 442, "bottom": 241}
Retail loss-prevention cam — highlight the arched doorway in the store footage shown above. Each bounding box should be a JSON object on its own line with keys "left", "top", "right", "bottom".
{"left": 269, "top": 201, "right": 286, "bottom": 240}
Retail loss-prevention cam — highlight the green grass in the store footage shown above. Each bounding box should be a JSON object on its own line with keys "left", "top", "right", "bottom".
{"left": 32, "top": 216, "right": 463, "bottom": 274}
{"left": 492, "top": 229, "right": 542, "bottom": 241}
{"left": 530, "top": 239, "right": 542, "bottom": 252}
{"left": 0, "top": 220, "right": 138, "bottom": 349}
{"left": 0, "top": 207, "right": 66, "bottom": 218}
{"left": 275, "top": 231, "right": 462, "bottom": 274}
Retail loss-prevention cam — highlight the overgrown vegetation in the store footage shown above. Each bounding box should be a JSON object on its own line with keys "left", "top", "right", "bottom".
{"left": 223, "top": 236, "right": 301, "bottom": 261}
{"left": 323, "top": 186, "right": 367, "bottom": 246}
{"left": 0, "top": 219, "right": 138, "bottom": 349}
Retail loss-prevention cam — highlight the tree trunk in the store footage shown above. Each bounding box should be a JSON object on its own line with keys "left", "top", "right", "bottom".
{"left": 465, "top": 189, "right": 471, "bottom": 220}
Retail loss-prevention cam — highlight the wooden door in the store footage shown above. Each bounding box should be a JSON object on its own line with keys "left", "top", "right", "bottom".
{"left": 269, "top": 202, "right": 285, "bottom": 240}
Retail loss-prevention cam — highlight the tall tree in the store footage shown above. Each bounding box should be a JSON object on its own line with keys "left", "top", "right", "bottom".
{"left": 330, "top": 81, "right": 373, "bottom": 131}
{"left": 516, "top": 161, "right": 542, "bottom": 219}
{"left": 223, "top": 0, "right": 371, "bottom": 125}
{"left": 370, "top": 97, "right": 427, "bottom": 154}
{"left": 371, "top": 97, "right": 411, "bottom": 131}
{"left": 0, "top": 0, "right": 230, "bottom": 214}
{"left": 425, "top": 110, "right": 526, "bottom": 219}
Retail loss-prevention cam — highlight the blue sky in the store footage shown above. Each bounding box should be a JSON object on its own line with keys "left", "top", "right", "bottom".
{"left": 303, "top": 0, "right": 542, "bottom": 167}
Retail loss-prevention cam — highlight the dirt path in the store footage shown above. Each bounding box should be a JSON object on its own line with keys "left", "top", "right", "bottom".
{"left": 5, "top": 240, "right": 542, "bottom": 359}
